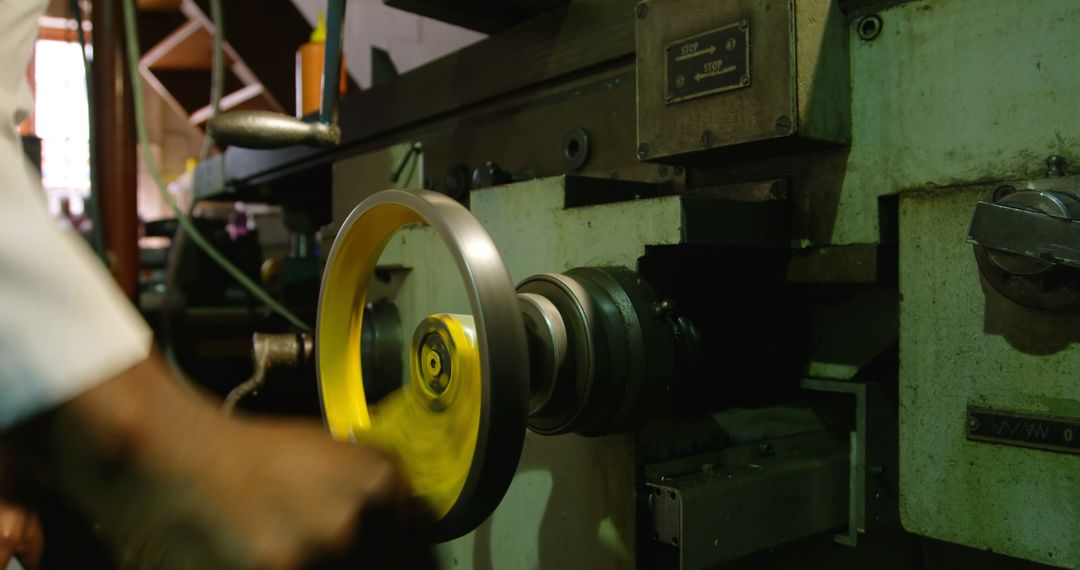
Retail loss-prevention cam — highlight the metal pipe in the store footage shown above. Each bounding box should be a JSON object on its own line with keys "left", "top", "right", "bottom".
{"left": 69, "top": 0, "right": 106, "bottom": 264}
{"left": 92, "top": 0, "right": 138, "bottom": 298}
{"left": 321, "top": 0, "right": 346, "bottom": 126}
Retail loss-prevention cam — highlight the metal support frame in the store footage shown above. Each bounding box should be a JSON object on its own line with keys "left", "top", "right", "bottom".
{"left": 801, "top": 377, "right": 899, "bottom": 546}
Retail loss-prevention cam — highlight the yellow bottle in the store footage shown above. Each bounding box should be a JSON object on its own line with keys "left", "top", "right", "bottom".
{"left": 296, "top": 13, "right": 347, "bottom": 118}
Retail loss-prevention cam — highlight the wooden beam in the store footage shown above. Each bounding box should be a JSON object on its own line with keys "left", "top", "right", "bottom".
{"left": 137, "top": 0, "right": 183, "bottom": 11}
{"left": 187, "top": 83, "right": 266, "bottom": 125}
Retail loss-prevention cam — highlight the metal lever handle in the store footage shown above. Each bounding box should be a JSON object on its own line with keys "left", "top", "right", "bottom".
{"left": 968, "top": 181, "right": 1080, "bottom": 309}
{"left": 207, "top": 0, "right": 346, "bottom": 149}
{"left": 967, "top": 199, "right": 1080, "bottom": 271}
{"left": 207, "top": 111, "right": 340, "bottom": 149}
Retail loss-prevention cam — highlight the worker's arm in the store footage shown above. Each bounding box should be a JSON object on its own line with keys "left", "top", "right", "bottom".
{"left": 4, "top": 355, "right": 423, "bottom": 569}
{"left": 0, "top": 3, "right": 135, "bottom": 566}
{"left": 0, "top": 4, "right": 433, "bottom": 567}
{"left": 0, "top": 0, "right": 151, "bottom": 436}
{"left": 0, "top": 157, "right": 425, "bottom": 566}
{"left": 0, "top": 123, "right": 430, "bottom": 567}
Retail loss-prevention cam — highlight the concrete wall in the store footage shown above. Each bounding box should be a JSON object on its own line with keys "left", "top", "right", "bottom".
{"left": 290, "top": 0, "right": 485, "bottom": 89}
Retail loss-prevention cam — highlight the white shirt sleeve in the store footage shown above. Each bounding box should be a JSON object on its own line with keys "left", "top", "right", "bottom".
{"left": 0, "top": 0, "right": 152, "bottom": 429}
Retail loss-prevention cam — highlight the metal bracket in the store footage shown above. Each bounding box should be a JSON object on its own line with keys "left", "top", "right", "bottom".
{"left": 801, "top": 377, "right": 899, "bottom": 546}
{"left": 644, "top": 432, "right": 849, "bottom": 569}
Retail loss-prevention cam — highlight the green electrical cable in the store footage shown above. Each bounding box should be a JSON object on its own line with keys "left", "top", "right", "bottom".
{"left": 120, "top": 0, "right": 311, "bottom": 332}
{"left": 69, "top": 0, "right": 107, "bottom": 263}
{"left": 199, "top": 0, "right": 225, "bottom": 161}
{"left": 160, "top": 0, "right": 224, "bottom": 376}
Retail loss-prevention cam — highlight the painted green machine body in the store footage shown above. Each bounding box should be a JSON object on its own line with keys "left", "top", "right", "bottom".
{"left": 865, "top": 1, "right": 1080, "bottom": 567}
{"left": 901, "top": 187, "right": 1080, "bottom": 567}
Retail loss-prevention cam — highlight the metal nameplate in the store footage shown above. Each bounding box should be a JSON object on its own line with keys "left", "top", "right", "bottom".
{"left": 967, "top": 407, "right": 1080, "bottom": 455}
{"left": 665, "top": 20, "right": 751, "bottom": 105}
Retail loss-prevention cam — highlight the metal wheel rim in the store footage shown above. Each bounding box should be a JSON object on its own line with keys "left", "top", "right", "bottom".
{"left": 316, "top": 188, "right": 528, "bottom": 541}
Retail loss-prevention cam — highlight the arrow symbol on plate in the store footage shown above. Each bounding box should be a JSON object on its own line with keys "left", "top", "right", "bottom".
{"left": 695, "top": 69, "right": 730, "bottom": 82}
{"left": 675, "top": 45, "right": 717, "bottom": 62}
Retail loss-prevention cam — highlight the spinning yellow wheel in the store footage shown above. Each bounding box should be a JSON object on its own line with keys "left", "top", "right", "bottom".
{"left": 316, "top": 189, "right": 529, "bottom": 541}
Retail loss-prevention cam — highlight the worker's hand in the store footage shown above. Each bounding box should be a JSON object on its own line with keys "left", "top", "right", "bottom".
{"left": 0, "top": 501, "right": 43, "bottom": 570}
{"left": 0, "top": 445, "right": 43, "bottom": 570}
{"left": 120, "top": 418, "right": 415, "bottom": 569}
{"left": 10, "top": 357, "right": 436, "bottom": 570}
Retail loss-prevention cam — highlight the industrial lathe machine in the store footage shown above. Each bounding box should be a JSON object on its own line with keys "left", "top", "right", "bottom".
{"left": 181, "top": 0, "right": 1080, "bottom": 567}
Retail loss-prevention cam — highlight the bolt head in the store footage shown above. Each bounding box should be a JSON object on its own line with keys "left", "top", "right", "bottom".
{"left": 637, "top": 142, "right": 650, "bottom": 160}
{"left": 1047, "top": 155, "right": 1067, "bottom": 176}
{"left": 775, "top": 115, "right": 793, "bottom": 135}
{"left": 418, "top": 333, "right": 452, "bottom": 395}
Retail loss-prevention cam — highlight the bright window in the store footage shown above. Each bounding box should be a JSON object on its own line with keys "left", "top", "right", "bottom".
{"left": 34, "top": 39, "right": 90, "bottom": 216}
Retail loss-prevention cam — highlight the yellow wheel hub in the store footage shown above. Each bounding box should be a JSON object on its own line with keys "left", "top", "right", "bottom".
{"left": 365, "top": 314, "right": 481, "bottom": 518}
{"left": 316, "top": 189, "right": 528, "bottom": 541}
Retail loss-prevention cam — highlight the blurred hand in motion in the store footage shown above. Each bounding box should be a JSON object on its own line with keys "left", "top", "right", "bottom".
{"left": 0, "top": 449, "right": 43, "bottom": 570}
{"left": 6, "top": 356, "right": 437, "bottom": 570}
{"left": 0, "top": 501, "right": 42, "bottom": 570}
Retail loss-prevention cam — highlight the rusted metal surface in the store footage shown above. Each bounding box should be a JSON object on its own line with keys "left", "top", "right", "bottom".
{"left": 635, "top": 0, "right": 850, "bottom": 162}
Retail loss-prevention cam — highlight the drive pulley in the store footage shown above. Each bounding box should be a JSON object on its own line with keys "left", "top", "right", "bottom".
{"left": 317, "top": 188, "right": 687, "bottom": 540}
{"left": 317, "top": 189, "right": 528, "bottom": 541}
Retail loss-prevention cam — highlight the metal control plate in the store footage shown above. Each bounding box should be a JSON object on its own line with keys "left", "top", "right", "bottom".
{"left": 637, "top": 0, "right": 848, "bottom": 160}
{"left": 967, "top": 407, "right": 1080, "bottom": 455}
{"left": 665, "top": 21, "right": 751, "bottom": 105}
